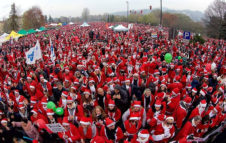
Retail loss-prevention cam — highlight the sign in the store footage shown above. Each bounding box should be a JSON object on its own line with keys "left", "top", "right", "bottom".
{"left": 46, "top": 123, "right": 66, "bottom": 133}
{"left": 183, "top": 31, "right": 191, "bottom": 40}
{"left": 151, "top": 32, "right": 158, "bottom": 38}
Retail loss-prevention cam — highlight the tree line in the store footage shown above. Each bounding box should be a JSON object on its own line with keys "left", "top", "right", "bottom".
{"left": 2, "top": 0, "right": 226, "bottom": 40}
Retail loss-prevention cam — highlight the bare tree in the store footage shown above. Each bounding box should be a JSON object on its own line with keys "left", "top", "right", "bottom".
{"left": 22, "top": 6, "right": 45, "bottom": 30}
{"left": 204, "top": 0, "right": 226, "bottom": 39}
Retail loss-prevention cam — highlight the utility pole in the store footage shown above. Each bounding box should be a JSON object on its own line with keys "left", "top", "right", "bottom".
{"left": 126, "top": 1, "right": 129, "bottom": 24}
{"left": 160, "top": 0, "right": 163, "bottom": 26}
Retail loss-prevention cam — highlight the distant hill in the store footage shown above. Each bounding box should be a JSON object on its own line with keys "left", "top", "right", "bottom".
{"left": 112, "top": 8, "right": 204, "bottom": 22}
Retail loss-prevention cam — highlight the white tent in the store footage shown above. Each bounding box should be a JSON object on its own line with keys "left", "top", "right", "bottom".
{"left": 69, "top": 22, "right": 74, "bottom": 25}
{"left": 113, "top": 25, "right": 129, "bottom": 32}
{"left": 0, "top": 33, "right": 9, "bottom": 45}
{"left": 80, "top": 22, "right": 90, "bottom": 27}
{"left": 35, "top": 29, "right": 41, "bottom": 32}
{"left": 50, "top": 23, "right": 58, "bottom": 26}
{"left": 108, "top": 25, "right": 114, "bottom": 29}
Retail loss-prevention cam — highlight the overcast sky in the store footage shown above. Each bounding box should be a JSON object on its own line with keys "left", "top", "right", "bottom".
{"left": 0, "top": 0, "right": 214, "bottom": 19}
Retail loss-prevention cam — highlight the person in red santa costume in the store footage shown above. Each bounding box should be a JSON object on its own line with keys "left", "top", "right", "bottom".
{"left": 64, "top": 96, "right": 84, "bottom": 126}
{"left": 175, "top": 116, "right": 202, "bottom": 141}
{"left": 124, "top": 112, "right": 142, "bottom": 141}
{"left": 58, "top": 117, "right": 81, "bottom": 143}
{"left": 189, "top": 100, "right": 207, "bottom": 120}
{"left": 151, "top": 116, "right": 175, "bottom": 143}
{"left": 166, "top": 88, "right": 181, "bottom": 115}
{"left": 173, "top": 96, "right": 192, "bottom": 129}
{"left": 100, "top": 118, "right": 124, "bottom": 143}
{"left": 122, "top": 101, "right": 146, "bottom": 127}
{"left": 106, "top": 99, "right": 121, "bottom": 123}
{"left": 78, "top": 117, "right": 98, "bottom": 143}
{"left": 131, "top": 129, "right": 154, "bottom": 143}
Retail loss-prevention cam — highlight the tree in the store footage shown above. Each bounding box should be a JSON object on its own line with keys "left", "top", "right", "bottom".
{"left": 44, "top": 15, "right": 48, "bottom": 23}
{"left": 3, "top": 19, "right": 10, "bottom": 33}
{"left": 48, "top": 15, "right": 53, "bottom": 23}
{"left": 82, "top": 8, "right": 90, "bottom": 22}
{"left": 8, "top": 3, "right": 19, "bottom": 31}
{"left": 22, "top": 6, "right": 45, "bottom": 30}
{"left": 204, "top": 0, "right": 226, "bottom": 39}
{"left": 220, "top": 13, "right": 226, "bottom": 39}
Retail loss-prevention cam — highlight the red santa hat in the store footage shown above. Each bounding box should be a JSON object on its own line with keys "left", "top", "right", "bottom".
{"left": 106, "top": 78, "right": 113, "bottom": 84}
{"left": 166, "top": 116, "right": 174, "bottom": 121}
{"left": 192, "top": 88, "right": 197, "bottom": 93}
{"left": 160, "top": 82, "right": 166, "bottom": 88}
{"left": 129, "top": 113, "right": 139, "bottom": 120}
{"left": 219, "top": 86, "right": 224, "bottom": 92}
{"left": 14, "top": 89, "right": 19, "bottom": 94}
{"left": 183, "top": 96, "right": 192, "bottom": 104}
{"left": 71, "top": 86, "right": 78, "bottom": 91}
{"left": 18, "top": 104, "right": 25, "bottom": 110}
{"left": 200, "top": 89, "right": 206, "bottom": 96}
{"left": 30, "top": 83, "right": 36, "bottom": 89}
{"left": 40, "top": 75, "right": 44, "bottom": 79}
{"left": 200, "top": 100, "right": 207, "bottom": 108}
{"left": 46, "top": 109, "right": 54, "bottom": 116}
{"left": 84, "top": 89, "right": 91, "bottom": 95}
{"left": 138, "top": 129, "right": 150, "bottom": 140}
{"left": 31, "top": 109, "right": 38, "bottom": 115}
{"left": 133, "top": 101, "right": 141, "bottom": 107}
{"left": 89, "top": 78, "right": 95, "bottom": 83}
{"left": 172, "top": 88, "right": 180, "bottom": 95}
{"left": 80, "top": 117, "right": 91, "bottom": 125}
{"left": 1, "top": 118, "right": 7, "bottom": 124}
{"left": 62, "top": 91, "right": 68, "bottom": 97}
{"left": 154, "top": 69, "right": 160, "bottom": 75}
{"left": 186, "top": 84, "right": 192, "bottom": 89}
{"left": 73, "top": 78, "right": 80, "bottom": 85}
{"left": 207, "top": 87, "right": 213, "bottom": 93}
{"left": 41, "top": 97, "right": 48, "bottom": 105}
{"left": 65, "top": 77, "right": 70, "bottom": 82}
{"left": 62, "top": 117, "right": 70, "bottom": 126}
{"left": 108, "top": 99, "right": 115, "bottom": 107}
{"left": 0, "top": 110, "right": 3, "bottom": 115}
{"left": 27, "top": 75, "right": 32, "bottom": 80}
{"left": 91, "top": 136, "right": 106, "bottom": 143}
{"left": 162, "top": 68, "right": 167, "bottom": 73}
{"left": 202, "top": 83, "right": 208, "bottom": 89}
{"left": 67, "top": 96, "right": 73, "bottom": 102}
{"left": 125, "top": 78, "right": 130, "bottom": 83}
{"left": 105, "top": 118, "right": 115, "bottom": 127}
{"left": 155, "top": 100, "right": 162, "bottom": 108}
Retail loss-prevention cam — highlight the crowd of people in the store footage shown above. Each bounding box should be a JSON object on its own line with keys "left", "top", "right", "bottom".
{"left": 0, "top": 22, "right": 225, "bottom": 143}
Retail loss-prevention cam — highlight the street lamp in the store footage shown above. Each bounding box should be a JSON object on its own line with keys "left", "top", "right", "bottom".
{"left": 160, "top": 0, "right": 163, "bottom": 26}
{"left": 126, "top": 1, "right": 129, "bottom": 23}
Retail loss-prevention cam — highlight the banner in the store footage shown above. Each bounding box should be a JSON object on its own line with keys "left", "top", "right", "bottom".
{"left": 25, "top": 40, "right": 42, "bottom": 64}
{"left": 25, "top": 47, "right": 36, "bottom": 64}
{"left": 50, "top": 39, "right": 56, "bottom": 62}
{"left": 34, "top": 40, "right": 42, "bottom": 60}
{"left": 46, "top": 123, "right": 66, "bottom": 133}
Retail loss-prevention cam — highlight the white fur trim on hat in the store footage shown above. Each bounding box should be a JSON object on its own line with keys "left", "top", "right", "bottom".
{"left": 200, "top": 90, "right": 205, "bottom": 96}
{"left": 108, "top": 104, "right": 115, "bottom": 107}
{"left": 133, "top": 105, "right": 141, "bottom": 107}
{"left": 30, "top": 85, "right": 35, "bottom": 89}
{"left": 155, "top": 104, "right": 161, "bottom": 108}
{"left": 166, "top": 117, "right": 174, "bottom": 121}
{"left": 31, "top": 110, "right": 37, "bottom": 114}
{"left": 138, "top": 132, "right": 150, "bottom": 138}
{"left": 62, "top": 123, "right": 69, "bottom": 126}
{"left": 80, "top": 121, "right": 90, "bottom": 125}
{"left": 192, "top": 89, "right": 197, "bottom": 93}
{"left": 1, "top": 120, "right": 7, "bottom": 124}
{"left": 129, "top": 117, "right": 139, "bottom": 120}
{"left": 107, "top": 122, "right": 115, "bottom": 127}
{"left": 47, "top": 112, "right": 54, "bottom": 116}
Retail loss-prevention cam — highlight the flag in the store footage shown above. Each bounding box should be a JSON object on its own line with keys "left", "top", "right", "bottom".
{"left": 34, "top": 40, "right": 42, "bottom": 60}
{"left": 25, "top": 47, "right": 36, "bottom": 64}
{"left": 50, "top": 39, "right": 56, "bottom": 62}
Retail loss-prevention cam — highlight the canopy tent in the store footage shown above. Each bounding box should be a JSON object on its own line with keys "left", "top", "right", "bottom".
{"left": 39, "top": 27, "right": 46, "bottom": 31}
{"left": 113, "top": 25, "right": 129, "bottom": 32}
{"left": 108, "top": 25, "right": 114, "bottom": 29}
{"left": 0, "top": 33, "right": 9, "bottom": 44}
{"left": 27, "top": 29, "right": 37, "bottom": 34}
{"left": 80, "top": 22, "right": 90, "bottom": 27}
{"left": 69, "top": 22, "right": 74, "bottom": 25}
{"left": 18, "top": 29, "right": 27, "bottom": 35}
{"left": 62, "top": 22, "right": 67, "bottom": 26}
{"left": 5, "top": 31, "right": 23, "bottom": 40}
{"left": 58, "top": 23, "right": 62, "bottom": 26}
{"left": 50, "top": 23, "right": 58, "bottom": 26}
{"left": 35, "top": 29, "right": 41, "bottom": 32}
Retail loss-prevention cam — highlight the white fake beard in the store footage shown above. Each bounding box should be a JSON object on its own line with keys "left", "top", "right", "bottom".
{"left": 110, "top": 84, "right": 114, "bottom": 91}
{"left": 126, "top": 85, "right": 130, "bottom": 90}
{"left": 90, "top": 85, "right": 96, "bottom": 93}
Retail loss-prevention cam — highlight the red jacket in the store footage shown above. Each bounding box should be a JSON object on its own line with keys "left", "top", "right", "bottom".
{"left": 64, "top": 105, "right": 84, "bottom": 122}
{"left": 173, "top": 104, "right": 187, "bottom": 129}
{"left": 152, "top": 123, "right": 175, "bottom": 143}
{"left": 175, "top": 121, "right": 196, "bottom": 141}
{"left": 58, "top": 123, "right": 81, "bottom": 143}
{"left": 124, "top": 120, "right": 142, "bottom": 135}
{"left": 100, "top": 126, "right": 124, "bottom": 142}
